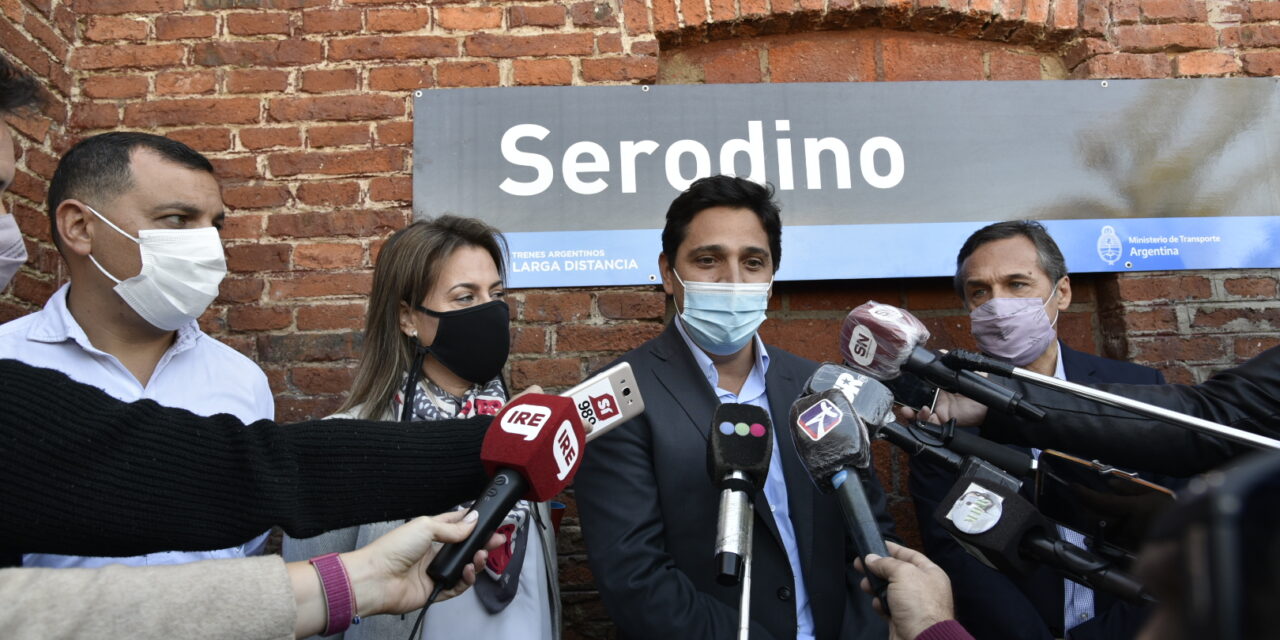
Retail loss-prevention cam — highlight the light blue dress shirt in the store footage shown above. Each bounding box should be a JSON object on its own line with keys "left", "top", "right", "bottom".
{"left": 675, "top": 316, "right": 816, "bottom": 640}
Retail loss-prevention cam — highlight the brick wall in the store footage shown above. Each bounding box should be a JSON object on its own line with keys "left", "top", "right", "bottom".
{"left": 2, "top": 0, "right": 1278, "bottom": 637}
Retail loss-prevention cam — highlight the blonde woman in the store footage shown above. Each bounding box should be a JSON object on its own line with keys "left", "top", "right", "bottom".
{"left": 285, "top": 217, "right": 558, "bottom": 640}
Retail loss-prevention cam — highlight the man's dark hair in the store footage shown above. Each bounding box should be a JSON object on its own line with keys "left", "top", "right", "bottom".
{"left": 47, "top": 132, "right": 215, "bottom": 248}
{"left": 661, "top": 175, "right": 783, "bottom": 272}
{"left": 0, "top": 54, "right": 43, "bottom": 116}
{"left": 953, "top": 220, "right": 1067, "bottom": 298}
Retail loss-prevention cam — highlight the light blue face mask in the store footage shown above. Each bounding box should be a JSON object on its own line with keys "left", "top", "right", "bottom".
{"left": 673, "top": 269, "right": 772, "bottom": 356}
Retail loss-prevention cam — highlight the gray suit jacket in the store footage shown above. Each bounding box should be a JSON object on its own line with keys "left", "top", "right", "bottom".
{"left": 574, "top": 323, "right": 894, "bottom": 640}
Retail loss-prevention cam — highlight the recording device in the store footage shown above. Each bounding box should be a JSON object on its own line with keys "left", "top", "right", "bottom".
{"left": 1035, "top": 450, "right": 1176, "bottom": 557}
{"left": 789, "top": 388, "right": 892, "bottom": 608}
{"left": 883, "top": 371, "right": 939, "bottom": 410}
{"left": 707, "top": 403, "right": 773, "bottom": 586}
{"left": 910, "top": 420, "right": 1035, "bottom": 479}
{"left": 839, "top": 301, "right": 1046, "bottom": 421}
{"left": 562, "top": 362, "right": 645, "bottom": 442}
{"left": 427, "top": 393, "right": 586, "bottom": 590}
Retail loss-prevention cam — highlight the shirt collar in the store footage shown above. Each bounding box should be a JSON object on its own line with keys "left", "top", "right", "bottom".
{"left": 673, "top": 313, "right": 770, "bottom": 392}
{"left": 1052, "top": 340, "right": 1066, "bottom": 381}
{"left": 26, "top": 282, "right": 203, "bottom": 355}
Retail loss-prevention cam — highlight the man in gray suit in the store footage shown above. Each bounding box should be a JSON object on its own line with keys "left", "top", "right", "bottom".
{"left": 575, "top": 175, "right": 894, "bottom": 640}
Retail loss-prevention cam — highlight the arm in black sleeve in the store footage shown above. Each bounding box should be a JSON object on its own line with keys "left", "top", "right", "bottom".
{"left": 0, "top": 359, "right": 491, "bottom": 557}
{"left": 981, "top": 347, "right": 1280, "bottom": 475}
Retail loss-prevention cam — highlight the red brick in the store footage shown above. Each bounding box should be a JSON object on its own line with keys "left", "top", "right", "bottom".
{"left": 211, "top": 156, "right": 259, "bottom": 180}
{"left": 1075, "top": 52, "right": 1172, "bottom": 78}
{"left": 1235, "top": 336, "right": 1280, "bottom": 357}
{"left": 1175, "top": 51, "right": 1240, "bottom": 76}
{"left": 24, "top": 12, "right": 70, "bottom": 61}
{"left": 509, "top": 4, "right": 566, "bottom": 28}
{"left": 268, "top": 95, "right": 402, "bottom": 122}
{"left": 989, "top": 51, "right": 1043, "bottom": 80}
{"left": 227, "top": 69, "right": 290, "bottom": 94}
{"left": 514, "top": 58, "right": 574, "bottom": 86}
{"left": 437, "top": 5, "right": 502, "bottom": 30}
{"left": 437, "top": 61, "right": 500, "bottom": 87}
{"left": 329, "top": 36, "right": 457, "bottom": 61}
{"left": 81, "top": 74, "right": 148, "bottom": 99}
{"left": 265, "top": 210, "right": 407, "bottom": 238}
{"left": 217, "top": 276, "right": 265, "bottom": 304}
{"left": 1113, "top": 24, "right": 1217, "bottom": 52}
{"left": 769, "top": 34, "right": 876, "bottom": 82}
{"left": 521, "top": 292, "right": 592, "bottom": 322}
{"left": 269, "top": 272, "right": 372, "bottom": 300}
{"left": 301, "top": 68, "right": 359, "bottom": 93}
{"left": 708, "top": 0, "right": 735, "bottom": 21}
{"left": 296, "top": 181, "right": 361, "bottom": 205}
{"left": 275, "top": 396, "right": 346, "bottom": 424}
{"left": 71, "top": 43, "right": 184, "bottom": 70}
{"left": 622, "top": 0, "right": 650, "bottom": 33}
{"left": 1243, "top": 51, "right": 1280, "bottom": 76}
{"left": 70, "top": 102, "right": 120, "bottom": 129}
{"left": 580, "top": 56, "right": 658, "bottom": 83}
{"left": 1049, "top": 0, "right": 1078, "bottom": 29}
{"left": 1115, "top": 274, "right": 1212, "bottom": 301}
{"left": 367, "top": 7, "right": 430, "bottom": 32}
{"left": 691, "top": 45, "right": 763, "bottom": 84}
{"left": 511, "top": 326, "right": 548, "bottom": 354}
{"left": 220, "top": 213, "right": 263, "bottom": 240}
{"left": 1140, "top": 0, "right": 1206, "bottom": 21}
{"left": 124, "top": 97, "right": 260, "bottom": 127}
{"left": 1119, "top": 307, "right": 1179, "bottom": 333}
{"left": 228, "top": 305, "right": 293, "bottom": 331}
{"left": 1131, "top": 335, "right": 1225, "bottom": 362}
{"left": 155, "top": 70, "right": 217, "bottom": 95}
{"left": 194, "top": 41, "right": 324, "bottom": 67}
{"left": 556, "top": 324, "right": 663, "bottom": 352}
{"left": 154, "top": 14, "right": 216, "bottom": 40}
{"left": 227, "top": 243, "right": 292, "bottom": 272}
{"left": 651, "top": 0, "right": 678, "bottom": 31}
{"left": 240, "top": 126, "right": 301, "bottom": 150}
{"left": 227, "top": 11, "right": 291, "bottom": 36}
{"left": 1111, "top": 0, "right": 1141, "bottom": 23}
{"left": 291, "top": 366, "right": 356, "bottom": 395}
{"left": 297, "top": 303, "right": 366, "bottom": 330}
{"left": 301, "top": 8, "right": 361, "bottom": 34}
{"left": 1223, "top": 24, "right": 1280, "bottom": 48}
{"left": 598, "top": 291, "right": 665, "bottom": 319}
{"left": 570, "top": 1, "right": 616, "bottom": 27}
{"left": 1225, "top": 276, "right": 1278, "bottom": 298}
{"left": 634, "top": 39, "right": 659, "bottom": 57}
{"left": 257, "top": 332, "right": 361, "bottom": 363}
{"left": 1245, "top": 1, "right": 1280, "bottom": 21}
{"left": 307, "top": 124, "right": 370, "bottom": 148}
{"left": 376, "top": 122, "right": 413, "bottom": 146}
{"left": 223, "top": 183, "right": 290, "bottom": 209}
{"left": 84, "top": 16, "right": 148, "bottom": 41}
{"left": 369, "top": 176, "right": 411, "bottom": 202}
{"left": 597, "top": 32, "right": 624, "bottom": 54}
{"left": 759, "top": 317, "right": 845, "bottom": 362}
{"left": 882, "top": 36, "right": 985, "bottom": 81}
{"left": 294, "top": 243, "right": 364, "bottom": 269}
{"left": 369, "top": 66, "right": 433, "bottom": 91}
{"left": 787, "top": 280, "right": 903, "bottom": 311}
{"left": 511, "top": 357, "right": 583, "bottom": 388}
{"left": 1190, "top": 306, "right": 1280, "bottom": 332}
{"left": 681, "top": 0, "right": 708, "bottom": 27}
{"left": 71, "top": 0, "right": 181, "bottom": 14}
{"left": 166, "top": 126, "right": 231, "bottom": 151}
{"left": 465, "top": 33, "right": 595, "bottom": 58}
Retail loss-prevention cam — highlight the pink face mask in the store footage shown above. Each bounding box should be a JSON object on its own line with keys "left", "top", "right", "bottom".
{"left": 969, "top": 286, "right": 1061, "bottom": 367}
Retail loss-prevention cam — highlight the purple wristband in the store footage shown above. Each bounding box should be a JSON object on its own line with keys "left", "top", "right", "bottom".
{"left": 309, "top": 552, "right": 360, "bottom": 636}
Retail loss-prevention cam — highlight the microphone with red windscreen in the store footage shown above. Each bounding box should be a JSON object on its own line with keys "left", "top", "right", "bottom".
{"left": 426, "top": 393, "right": 586, "bottom": 591}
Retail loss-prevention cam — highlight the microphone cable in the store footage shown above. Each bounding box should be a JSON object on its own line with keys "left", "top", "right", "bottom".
{"left": 405, "top": 584, "right": 446, "bottom": 640}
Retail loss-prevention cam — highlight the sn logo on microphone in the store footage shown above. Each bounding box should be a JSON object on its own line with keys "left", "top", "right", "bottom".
{"left": 798, "top": 399, "right": 843, "bottom": 441}
{"left": 847, "top": 325, "right": 877, "bottom": 367}
{"left": 500, "top": 404, "right": 551, "bottom": 441}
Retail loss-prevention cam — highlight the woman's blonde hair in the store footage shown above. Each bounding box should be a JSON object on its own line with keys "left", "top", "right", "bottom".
{"left": 342, "top": 215, "right": 508, "bottom": 419}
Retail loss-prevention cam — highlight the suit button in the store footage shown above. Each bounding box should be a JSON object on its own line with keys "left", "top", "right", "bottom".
{"left": 776, "top": 587, "right": 793, "bottom": 601}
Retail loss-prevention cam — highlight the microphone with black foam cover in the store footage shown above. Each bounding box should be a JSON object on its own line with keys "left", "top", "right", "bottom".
{"left": 707, "top": 403, "right": 773, "bottom": 585}
{"left": 804, "top": 362, "right": 895, "bottom": 427}
{"left": 789, "top": 388, "right": 892, "bottom": 609}
{"left": 840, "top": 301, "right": 1046, "bottom": 422}
{"left": 427, "top": 393, "right": 586, "bottom": 591}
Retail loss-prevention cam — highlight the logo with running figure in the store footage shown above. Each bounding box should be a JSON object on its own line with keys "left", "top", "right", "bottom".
{"left": 1097, "top": 225, "right": 1123, "bottom": 266}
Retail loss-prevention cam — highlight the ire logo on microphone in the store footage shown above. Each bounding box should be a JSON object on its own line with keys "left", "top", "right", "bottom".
{"left": 500, "top": 404, "right": 551, "bottom": 441}
{"left": 798, "top": 399, "right": 843, "bottom": 441}
{"left": 553, "top": 419, "right": 581, "bottom": 481}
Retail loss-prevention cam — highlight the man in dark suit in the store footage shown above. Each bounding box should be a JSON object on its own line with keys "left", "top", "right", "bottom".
{"left": 910, "top": 220, "right": 1165, "bottom": 640}
{"left": 574, "top": 175, "right": 895, "bottom": 640}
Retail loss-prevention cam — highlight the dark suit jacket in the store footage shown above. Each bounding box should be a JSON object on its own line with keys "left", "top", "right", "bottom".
{"left": 574, "top": 324, "right": 895, "bottom": 640}
{"left": 909, "top": 343, "right": 1165, "bottom": 640}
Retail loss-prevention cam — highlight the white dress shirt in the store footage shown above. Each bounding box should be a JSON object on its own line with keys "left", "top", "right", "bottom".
{"left": 0, "top": 283, "right": 274, "bottom": 568}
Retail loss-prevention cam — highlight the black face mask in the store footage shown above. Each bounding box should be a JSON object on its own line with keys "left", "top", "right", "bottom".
{"left": 415, "top": 299, "right": 511, "bottom": 385}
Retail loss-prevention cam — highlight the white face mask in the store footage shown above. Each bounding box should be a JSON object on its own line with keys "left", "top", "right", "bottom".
{"left": 673, "top": 269, "right": 772, "bottom": 356}
{"left": 85, "top": 205, "right": 227, "bottom": 331}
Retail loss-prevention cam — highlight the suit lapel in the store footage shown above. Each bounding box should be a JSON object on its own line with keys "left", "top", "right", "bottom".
{"left": 765, "top": 355, "right": 817, "bottom": 589}
{"left": 1059, "top": 343, "right": 1102, "bottom": 384}
{"left": 648, "top": 324, "right": 787, "bottom": 551}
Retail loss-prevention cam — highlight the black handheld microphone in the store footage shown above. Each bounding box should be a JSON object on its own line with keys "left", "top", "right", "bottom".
{"left": 707, "top": 403, "right": 773, "bottom": 586}
{"left": 840, "top": 301, "right": 1046, "bottom": 422}
{"left": 789, "top": 388, "right": 892, "bottom": 608}
{"left": 804, "top": 362, "right": 895, "bottom": 427}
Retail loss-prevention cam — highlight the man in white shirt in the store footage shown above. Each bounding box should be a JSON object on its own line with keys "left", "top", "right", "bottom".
{"left": 0, "top": 131, "right": 273, "bottom": 568}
